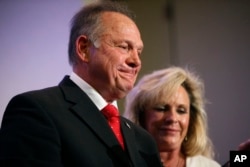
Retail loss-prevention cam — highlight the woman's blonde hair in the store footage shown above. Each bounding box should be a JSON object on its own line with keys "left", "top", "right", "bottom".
{"left": 123, "top": 66, "right": 215, "bottom": 158}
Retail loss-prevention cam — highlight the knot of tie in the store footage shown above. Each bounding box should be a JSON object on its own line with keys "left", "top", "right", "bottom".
{"left": 101, "top": 104, "right": 119, "bottom": 118}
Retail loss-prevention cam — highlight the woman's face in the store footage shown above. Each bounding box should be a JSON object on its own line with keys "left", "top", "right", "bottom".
{"left": 144, "top": 86, "right": 190, "bottom": 152}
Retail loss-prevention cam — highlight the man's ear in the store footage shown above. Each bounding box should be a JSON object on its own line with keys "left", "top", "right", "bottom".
{"left": 76, "top": 35, "right": 90, "bottom": 63}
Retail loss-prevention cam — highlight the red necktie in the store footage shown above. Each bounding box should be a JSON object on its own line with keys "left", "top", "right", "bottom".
{"left": 101, "top": 104, "right": 124, "bottom": 150}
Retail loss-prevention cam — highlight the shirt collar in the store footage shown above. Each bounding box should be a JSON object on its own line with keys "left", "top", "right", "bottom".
{"left": 69, "top": 72, "right": 118, "bottom": 110}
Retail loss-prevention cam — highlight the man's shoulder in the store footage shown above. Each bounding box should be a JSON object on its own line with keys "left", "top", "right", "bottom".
{"left": 14, "top": 85, "right": 61, "bottom": 100}
{"left": 5, "top": 86, "right": 62, "bottom": 112}
{"left": 12, "top": 76, "right": 72, "bottom": 100}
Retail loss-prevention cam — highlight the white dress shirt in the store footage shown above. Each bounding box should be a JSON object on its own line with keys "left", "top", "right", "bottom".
{"left": 69, "top": 72, "right": 118, "bottom": 111}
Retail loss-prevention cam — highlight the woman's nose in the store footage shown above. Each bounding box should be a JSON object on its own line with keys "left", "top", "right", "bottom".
{"left": 164, "top": 110, "right": 178, "bottom": 123}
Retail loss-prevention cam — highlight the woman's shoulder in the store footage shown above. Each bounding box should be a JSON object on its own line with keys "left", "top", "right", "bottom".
{"left": 186, "top": 155, "right": 221, "bottom": 167}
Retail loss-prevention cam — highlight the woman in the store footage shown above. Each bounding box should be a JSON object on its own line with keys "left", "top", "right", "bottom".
{"left": 123, "top": 67, "right": 220, "bottom": 167}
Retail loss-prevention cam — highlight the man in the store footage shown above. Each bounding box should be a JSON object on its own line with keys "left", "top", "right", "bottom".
{"left": 0, "top": 1, "right": 161, "bottom": 167}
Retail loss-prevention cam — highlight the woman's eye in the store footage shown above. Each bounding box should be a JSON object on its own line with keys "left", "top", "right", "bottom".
{"left": 152, "top": 105, "right": 168, "bottom": 112}
{"left": 177, "top": 108, "right": 187, "bottom": 114}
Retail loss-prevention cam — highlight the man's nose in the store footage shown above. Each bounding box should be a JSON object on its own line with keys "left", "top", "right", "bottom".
{"left": 127, "top": 50, "right": 141, "bottom": 68}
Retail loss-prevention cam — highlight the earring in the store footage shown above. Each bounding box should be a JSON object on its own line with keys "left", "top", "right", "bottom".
{"left": 184, "top": 136, "right": 188, "bottom": 141}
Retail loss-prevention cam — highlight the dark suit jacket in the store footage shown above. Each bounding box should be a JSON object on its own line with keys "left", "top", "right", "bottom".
{"left": 0, "top": 76, "right": 161, "bottom": 167}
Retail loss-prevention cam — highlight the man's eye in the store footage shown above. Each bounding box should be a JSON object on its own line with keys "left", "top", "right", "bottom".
{"left": 119, "top": 45, "right": 128, "bottom": 50}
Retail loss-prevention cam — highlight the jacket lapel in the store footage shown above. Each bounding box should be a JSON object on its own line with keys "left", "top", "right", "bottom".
{"left": 72, "top": 101, "right": 122, "bottom": 147}
{"left": 59, "top": 76, "right": 120, "bottom": 148}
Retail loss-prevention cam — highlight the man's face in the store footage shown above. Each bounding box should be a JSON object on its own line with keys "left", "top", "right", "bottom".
{"left": 87, "top": 12, "right": 143, "bottom": 102}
